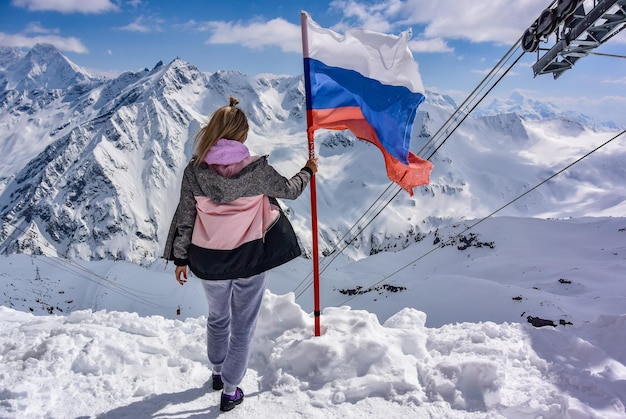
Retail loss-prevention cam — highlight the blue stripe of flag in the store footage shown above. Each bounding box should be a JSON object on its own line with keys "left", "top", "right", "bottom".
{"left": 305, "top": 58, "right": 425, "bottom": 164}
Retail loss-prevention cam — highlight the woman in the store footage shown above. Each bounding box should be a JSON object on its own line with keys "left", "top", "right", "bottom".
{"left": 163, "top": 96, "right": 317, "bottom": 412}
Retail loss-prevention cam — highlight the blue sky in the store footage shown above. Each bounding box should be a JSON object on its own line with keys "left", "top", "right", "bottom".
{"left": 1, "top": 0, "right": 625, "bottom": 125}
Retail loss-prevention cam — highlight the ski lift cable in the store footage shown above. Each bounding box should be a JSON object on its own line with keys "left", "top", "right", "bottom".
{"left": 293, "top": 184, "right": 399, "bottom": 297}
{"left": 34, "top": 252, "right": 168, "bottom": 299}
{"left": 319, "top": 186, "right": 402, "bottom": 270}
{"left": 327, "top": 0, "right": 607, "bottom": 258}
{"left": 426, "top": 52, "right": 526, "bottom": 160}
{"left": 294, "top": 186, "right": 401, "bottom": 299}
{"left": 32, "top": 253, "right": 170, "bottom": 310}
{"left": 0, "top": 218, "right": 172, "bottom": 310}
{"left": 292, "top": 182, "right": 399, "bottom": 295}
{"left": 336, "top": 127, "right": 626, "bottom": 308}
{"left": 295, "top": 29, "right": 528, "bottom": 299}
{"left": 588, "top": 51, "right": 626, "bottom": 59}
{"left": 295, "top": 44, "right": 523, "bottom": 299}
{"left": 417, "top": 41, "right": 525, "bottom": 157}
{"left": 334, "top": 36, "right": 526, "bottom": 253}
{"left": 36, "top": 251, "right": 171, "bottom": 309}
{"left": 418, "top": 52, "right": 518, "bottom": 158}
{"left": 38, "top": 246, "right": 166, "bottom": 301}
{"left": 31, "top": 251, "right": 170, "bottom": 310}
{"left": 415, "top": 0, "right": 553, "bottom": 159}
{"left": 295, "top": 184, "right": 403, "bottom": 300}
{"left": 418, "top": 42, "right": 525, "bottom": 158}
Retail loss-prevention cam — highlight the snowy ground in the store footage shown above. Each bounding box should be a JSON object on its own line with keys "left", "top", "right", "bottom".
{"left": 1, "top": 216, "right": 626, "bottom": 418}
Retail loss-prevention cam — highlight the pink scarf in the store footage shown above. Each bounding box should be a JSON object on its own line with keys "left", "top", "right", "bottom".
{"left": 204, "top": 139, "right": 250, "bottom": 165}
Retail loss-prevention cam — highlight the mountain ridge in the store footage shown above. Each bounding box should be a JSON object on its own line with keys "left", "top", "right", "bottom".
{"left": 1, "top": 44, "right": 624, "bottom": 264}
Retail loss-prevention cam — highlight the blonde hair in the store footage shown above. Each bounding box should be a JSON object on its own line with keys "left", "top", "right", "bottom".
{"left": 193, "top": 96, "right": 249, "bottom": 166}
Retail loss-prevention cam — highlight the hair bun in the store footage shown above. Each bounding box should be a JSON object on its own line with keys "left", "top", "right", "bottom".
{"left": 229, "top": 96, "right": 239, "bottom": 107}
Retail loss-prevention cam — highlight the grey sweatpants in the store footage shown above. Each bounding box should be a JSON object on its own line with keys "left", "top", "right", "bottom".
{"left": 200, "top": 272, "right": 267, "bottom": 394}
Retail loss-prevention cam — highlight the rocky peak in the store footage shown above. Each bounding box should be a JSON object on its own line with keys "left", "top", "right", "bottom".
{"left": 10, "top": 43, "right": 93, "bottom": 90}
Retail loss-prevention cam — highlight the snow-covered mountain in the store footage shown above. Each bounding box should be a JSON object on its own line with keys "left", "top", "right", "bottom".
{"left": 473, "top": 91, "right": 621, "bottom": 130}
{"left": 1, "top": 43, "right": 97, "bottom": 91}
{"left": 1, "top": 44, "right": 625, "bottom": 265}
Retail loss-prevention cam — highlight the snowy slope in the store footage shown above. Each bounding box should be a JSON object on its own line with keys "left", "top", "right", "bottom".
{"left": 2, "top": 212, "right": 626, "bottom": 419}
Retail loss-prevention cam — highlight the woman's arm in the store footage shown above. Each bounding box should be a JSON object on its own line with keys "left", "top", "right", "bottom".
{"left": 261, "top": 158, "right": 318, "bottom": 200}
{"left": 171, "top": 167, "right": 198, "bottom": 266}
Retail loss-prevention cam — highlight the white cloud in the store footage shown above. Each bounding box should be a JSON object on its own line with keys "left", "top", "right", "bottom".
{"left": 471, "top": 67, "right": 519, "bottom": 77}
{"left": 409, "top": 37, "right": 453, "bottom": 53}
{"left": 602, "top": 76, "right": 626, "bottom": 84}
{"left": 119, "top": 21, "right": 150, "bottom": 33}
{"left": 0, "top": 32, "right": 88, "bottom": 53}
{"left": 205, "top": 18, "right": 301, "bottom": 53}
{"left": 11, "top": 0, "right": 118, "bottom": 14}
{"left": 406, "top": 0, "right": 546, "bottom": 44}
{"left": 199, "top": 14, "right": 451, "bottom": 55}
{"left": 330, "top": 0, "right": 395, "bottom": 33}
{"left": 191, "top": 0, "right": 576, "bottom": 56}
{"left": 0, "top": 22, "right": 87, "bottom": 53}
{"left": 118, "top": 16, "right": 163, "bottom": 33}
{"left": 23, "top": 22, "right": 60, "bottom": 34}
{"left": 178, "top": 19, "right": 203, "bottom": 32}
{"left": 331, "top": 0, "right": 552, "bottom": 45}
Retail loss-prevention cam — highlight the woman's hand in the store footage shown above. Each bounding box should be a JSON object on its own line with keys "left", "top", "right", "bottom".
{"left": 175, "top": 265, "right": 188, "bottom": 285}
{"left": 305, "top": 157, "right": 318, "bottom": 174}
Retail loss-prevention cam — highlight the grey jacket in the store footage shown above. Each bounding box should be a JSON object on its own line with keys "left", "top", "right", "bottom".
{"left": 163, "top": 156, "right": 312, "bottom": 267}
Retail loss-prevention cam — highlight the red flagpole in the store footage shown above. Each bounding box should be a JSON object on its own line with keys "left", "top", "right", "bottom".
{"left": 301, "top": 12, "right": 321, "bottom": 336}
{"left": 308, "top": 130, "right": 321, "bottom": 337}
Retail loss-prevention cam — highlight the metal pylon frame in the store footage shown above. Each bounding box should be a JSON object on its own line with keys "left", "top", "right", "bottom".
{"left": 532, "top": 0, "right": 626, "bottom": 78}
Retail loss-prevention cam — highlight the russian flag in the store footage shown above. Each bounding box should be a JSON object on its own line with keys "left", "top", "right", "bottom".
{"left": 301, "top": 12, "right": 433, "bottom": 195}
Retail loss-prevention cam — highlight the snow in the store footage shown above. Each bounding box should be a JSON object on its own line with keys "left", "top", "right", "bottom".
{"left": 1, "top": 43, "right": 626, "bottom": 419}
{"left": 1, "top": 215, "right": 625, "bottom": 418}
